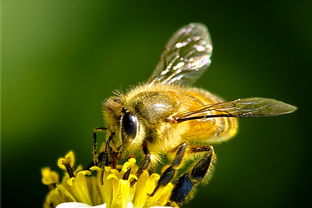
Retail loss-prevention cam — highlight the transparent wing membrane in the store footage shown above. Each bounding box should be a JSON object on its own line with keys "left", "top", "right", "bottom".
{"left": 171, "top": 98, "right": 297, "bottom": 123}
{"left": 148, "top": 23, "right": 213, "bottom": 86}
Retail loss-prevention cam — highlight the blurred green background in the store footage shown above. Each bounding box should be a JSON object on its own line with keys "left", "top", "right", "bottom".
{"left": 2, "top": 0, "right": 311, "bottom": 207}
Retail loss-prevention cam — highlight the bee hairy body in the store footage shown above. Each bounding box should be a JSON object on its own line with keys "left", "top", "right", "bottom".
{"left": 103, "top": 83, "right": 237, "bottom": 165}
{"left": 97, "top": 23, "right": 296, "bottom": 206}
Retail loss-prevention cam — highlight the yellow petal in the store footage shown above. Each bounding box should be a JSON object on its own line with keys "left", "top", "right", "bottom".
{"left": 147, "top": 183, "right": 174, "bottom": 207}
{"left": 107, "top": 174, "right": 119, "bottom": 181}
{"left": 146, "top": 173, "right": 160, "bottom": 194}
{"left": 121, "top": 158, "right": 136, "bottom": 173}
{"left": 41, "top": 167, "right": 59, "bottom": 185}
{"left": 133, "top": 170, "right": 149, "bottom": 208}
{"left": 118, "top": 180, "right": 131, "bottom": 208}
{"left": 57, "top": 151, "right": 75, "bottom": 170}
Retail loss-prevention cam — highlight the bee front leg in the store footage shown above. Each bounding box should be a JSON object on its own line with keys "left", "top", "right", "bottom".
{"left": 168, "top": 145, "right": 215, "bottom": 206}
{"left": 136, "top": 141, "right": 151, "bottom": 177}
{"left": 91, "top": 127, "right": 106, "bottom": 166}
{"left": 131, "top": 141, "right": 151, "bottom": 186}
{"left": 149, "top": 142, "right": 187, "bottom": 196}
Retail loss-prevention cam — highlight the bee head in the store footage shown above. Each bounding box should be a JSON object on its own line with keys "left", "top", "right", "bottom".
{"left": 102, "top": 96, "right": 144, "bottom": 154}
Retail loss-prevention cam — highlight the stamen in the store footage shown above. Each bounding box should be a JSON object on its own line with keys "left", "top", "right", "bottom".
{"left": 43, "top": 153, "right": 176, "bottom": 208}
{"left": 64, "top": 163, "right": 75, "bottom": 178}
{"left": 122, "top": 168, "right": 131, "bottom": 180}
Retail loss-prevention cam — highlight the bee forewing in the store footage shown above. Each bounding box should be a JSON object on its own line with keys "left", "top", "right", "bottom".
{"left": 148, "top": 23, "right": 213, "bottom": 86}
{"left": 237, "top": 98, "right": 296, "bottom": 117}
{"left": 213, "top": 98, "right": 297, "bottom": 117}
{"left": 173, "top": 98, "right": 297, "bottom": 122}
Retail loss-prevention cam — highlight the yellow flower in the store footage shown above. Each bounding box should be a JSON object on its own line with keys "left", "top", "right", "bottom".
{"left": 42, "top": 151, "right": 175, "bottom": 208}
{"left": 55, "top": 202, "right": 172, "bottom": 208}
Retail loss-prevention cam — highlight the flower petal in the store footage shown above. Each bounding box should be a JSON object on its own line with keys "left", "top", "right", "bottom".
{"left": 41, "top": 167, "right": 59, "bottom": 185}
{"left": 56, "top": 202, "right": 90, "bottom": 208}
{"left": 58, "top": 151, "right": 75, "bottom": 170}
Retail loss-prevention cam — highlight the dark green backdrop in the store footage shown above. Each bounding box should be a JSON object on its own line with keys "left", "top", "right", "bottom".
{"left": 2, "top": 0, "right": 311, "bottom": 207}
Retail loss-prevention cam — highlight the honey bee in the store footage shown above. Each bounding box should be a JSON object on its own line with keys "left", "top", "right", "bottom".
{"left": 94, "top": 23, "right": 296, "bottom": 206}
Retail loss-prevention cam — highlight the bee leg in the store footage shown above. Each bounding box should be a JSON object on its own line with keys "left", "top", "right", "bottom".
{"left": 131, "top": 141, "right": 151, "bottom": 186}
{"left": 91, "top": 127, "right": 106, "bottom": 166}
{"left": 149, "top": 142, "right": 187, "bottom": 196}
{"left": 97, "top": 132, "right": 114, "bottom": 185}
{"left": 104, "top": 133, "right": 117, "bottom": 167}
{"left": 168, "top": 145, "right": 215, "bottom": 206}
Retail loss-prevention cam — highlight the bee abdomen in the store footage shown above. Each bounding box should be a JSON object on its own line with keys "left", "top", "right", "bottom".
{"left": 181, "top": 88, "right": 239, "bottom": 143}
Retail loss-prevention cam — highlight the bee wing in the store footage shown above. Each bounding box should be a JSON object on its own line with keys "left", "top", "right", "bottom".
{"left": 171, "top": 98, "right": 297, "bottom": 123}
{"left": 148, "top": 23, "right": 213, "bottom": 86}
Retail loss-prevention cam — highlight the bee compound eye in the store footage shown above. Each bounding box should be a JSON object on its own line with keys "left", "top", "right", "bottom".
{"left": 122, "top": 112, "right": 138, "bottom": 139}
